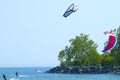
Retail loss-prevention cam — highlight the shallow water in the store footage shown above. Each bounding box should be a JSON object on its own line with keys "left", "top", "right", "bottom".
{"left": 0, "top": 67, "right": 120, "bottom": 80}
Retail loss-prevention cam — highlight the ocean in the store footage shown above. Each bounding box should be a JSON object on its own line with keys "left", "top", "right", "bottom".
{"left": 0, "top": 67, "right": 120, "bottom": 80}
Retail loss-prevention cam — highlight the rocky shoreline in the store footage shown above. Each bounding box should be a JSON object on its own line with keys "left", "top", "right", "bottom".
{"left": 45, "top": 66, "right": 120, "bottom": 74}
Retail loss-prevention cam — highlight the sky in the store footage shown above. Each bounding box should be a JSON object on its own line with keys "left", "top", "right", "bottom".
{"left": 0, "top": 0, "right": 120, "bottom": 67}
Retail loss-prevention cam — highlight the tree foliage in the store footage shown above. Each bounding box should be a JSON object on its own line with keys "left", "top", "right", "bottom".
{"left": 100, "top": 53, "right": 114, "bottom": 66}
{"left": 58, "top": 26, "right": 120, "bottom": 67}
{"left": 58, "top": 33, "right": 100, "bottom": 66}
{"left": 110, "top": 26, "right": 120, "bottom": 66}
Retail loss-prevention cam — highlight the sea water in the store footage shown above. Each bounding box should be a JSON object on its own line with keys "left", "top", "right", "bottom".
{"left": 0, "top": 67, "right": 120, "bottom": 80}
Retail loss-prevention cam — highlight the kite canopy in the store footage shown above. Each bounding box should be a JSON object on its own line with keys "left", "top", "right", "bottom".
{"left": 63, "top": 4, "right": 78, "bottom": 17}
{"left": 102, "top": 31, "right": 117, "bottom": 52}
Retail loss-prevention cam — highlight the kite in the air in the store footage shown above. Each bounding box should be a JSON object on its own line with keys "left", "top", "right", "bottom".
{"left": 63, "top": 3, "right": 78, "bottom": 17}
{"left": 102, "top": 31, "right": 117, "bottom": 52}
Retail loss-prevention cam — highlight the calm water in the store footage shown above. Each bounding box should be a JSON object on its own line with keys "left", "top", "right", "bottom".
{"left": 0, "top": 67, "right": 120, "bottom": 80}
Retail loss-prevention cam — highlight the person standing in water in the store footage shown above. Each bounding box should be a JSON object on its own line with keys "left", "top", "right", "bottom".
{"left": 3, "top": 74, "right": 7, "bottom": 80}
{"left": 15, "top": 72, "right": 19, "bottom": 77}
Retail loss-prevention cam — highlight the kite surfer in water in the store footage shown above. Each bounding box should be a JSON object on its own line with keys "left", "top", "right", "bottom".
{"left": 15, "top": 72, "right": 19, "bottom": 77}
{"left": 3, "top": 74, "right": 7, "bottom": 80}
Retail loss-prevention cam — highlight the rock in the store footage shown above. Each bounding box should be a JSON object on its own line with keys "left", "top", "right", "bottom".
{"left": 45, "top": 66, "right": 120, "bottom": 74}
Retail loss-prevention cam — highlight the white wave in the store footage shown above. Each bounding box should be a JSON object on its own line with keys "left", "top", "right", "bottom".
{"left": 18, "top": 75, "right": 29, "bottom": 78}
{"left": 10, "top": 78, "right": 19, "bottom": 80}
{"left": 36, "top": 70, "right": 41, "bottom": 73}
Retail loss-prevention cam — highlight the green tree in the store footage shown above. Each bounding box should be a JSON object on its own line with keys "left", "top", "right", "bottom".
{"left": 58, "top": 50, "right": 66, "bottom": 66}
{"left": 85, "top": 51, "right": 101, "bottom": 66}
{"left": 100, "top": 53, "right": 114, "bottom": 66}
{"left": 58, "top": 33, "right": 100, "bottom": 66}
{"left": 110, "top": 26, "right": 120, "bottom": 66}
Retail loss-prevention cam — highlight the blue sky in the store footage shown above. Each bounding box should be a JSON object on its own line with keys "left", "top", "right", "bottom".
{"left": 0, "top": 0, "right": 120, "bottom": 67}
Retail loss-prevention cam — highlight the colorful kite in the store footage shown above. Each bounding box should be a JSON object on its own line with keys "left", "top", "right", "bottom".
{"left": 63, "top": 4, "right": 78, "bottom": 17}
{"left": 102, "top": 31, "right": 117, "bottom": 52}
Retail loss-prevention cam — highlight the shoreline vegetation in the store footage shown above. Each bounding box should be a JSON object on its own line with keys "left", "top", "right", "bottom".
{"left": 46, "top": 27, "right": 120, "bottom": 74}
{"left": 45, "top": 66, "right": 120, "bottom": 74}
